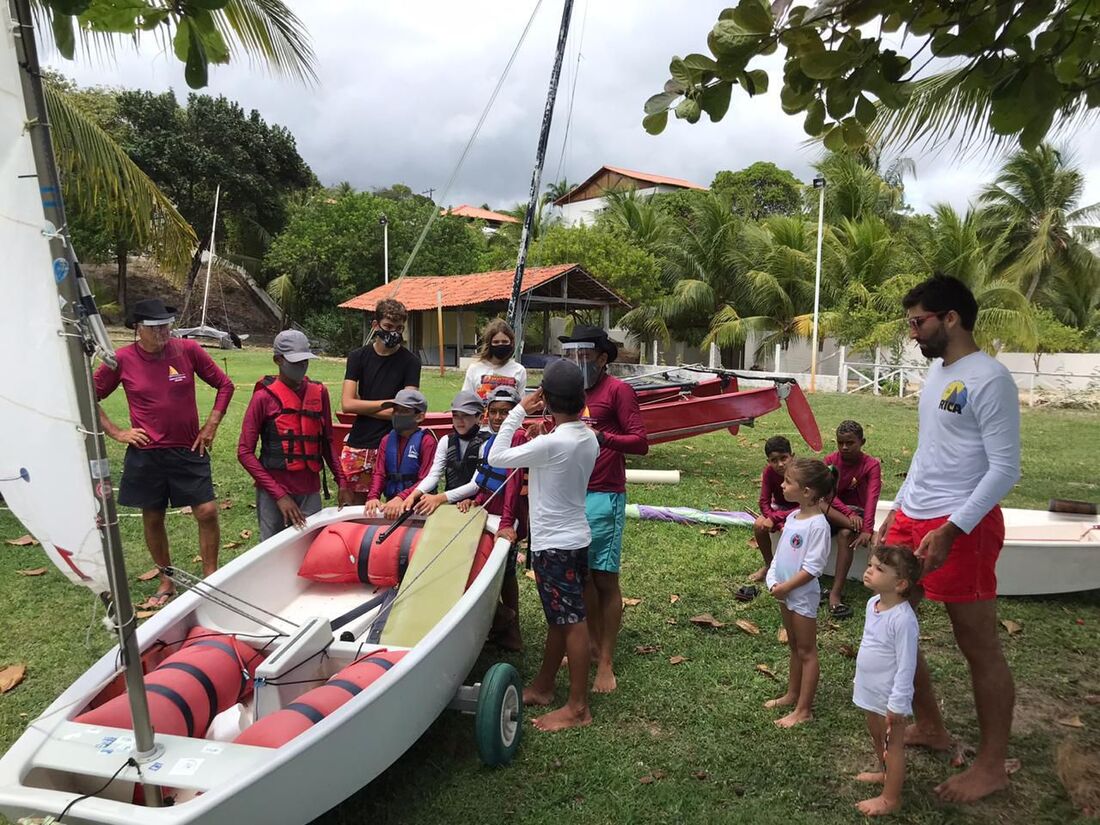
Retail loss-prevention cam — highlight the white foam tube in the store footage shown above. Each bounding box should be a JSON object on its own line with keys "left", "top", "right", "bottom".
{"left": 625, "top": 469, "right": 680, "bottom": 485}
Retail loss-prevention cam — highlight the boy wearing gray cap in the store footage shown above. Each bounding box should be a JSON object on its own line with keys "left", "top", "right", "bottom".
{"left": 488, "top": 360, "right": 599, "bottom": 731}
{"left": 362, "top": 389, "right": 438, "bottom": 519}
{"left": 238, "top": 331, "right": 354, "bottom": 540}
{"left": 404, "top": 390, "right": 488, "bottom": 515}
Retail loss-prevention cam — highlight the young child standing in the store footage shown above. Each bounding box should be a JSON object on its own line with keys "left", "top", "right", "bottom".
{"left": 488, "top": 360, "right": 599, "bottom": 732}
{"left": 403, "top": 390, "right": 488, "bottom": 516}
{"left": 852, "top": 545, "right": 921, "bottom": 817}
{"left": 824, "top": 420, "right": 883, "bottom": 618}
{"left": 752, "top": 435, "right": 797, "bottom": 582}
{"left": 765, "top": 457, "right": 835, "bottom": 728}
{"left": 362, "top": 389, "right": 438, "bottom": 519}
{"left": 463, "top": 318, "right": 527, "bottom": 400}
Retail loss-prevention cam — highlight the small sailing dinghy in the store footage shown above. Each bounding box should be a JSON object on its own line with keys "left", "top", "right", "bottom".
{"left": 0, "top": 7, "right": 519, "bottom": 823}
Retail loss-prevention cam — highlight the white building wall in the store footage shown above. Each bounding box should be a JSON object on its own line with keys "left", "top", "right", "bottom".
{"left": 555, "top": 184, "right": 686, "bottom": 227}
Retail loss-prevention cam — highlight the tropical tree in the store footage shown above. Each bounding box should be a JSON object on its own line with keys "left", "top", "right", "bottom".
{"left": 711, "top": 161, "right": 803, "bottom": 221}
{"left": 529, "top": 223, "right": 663, "bottom": 306}
{"left": 813, "top": 151, "right": 912, "bottom": 225}
{"left": 544, "top": 178, "right": 576, "bottom": 202}
{"left": 596, "top": 189, "right": 674, "bottom": 255}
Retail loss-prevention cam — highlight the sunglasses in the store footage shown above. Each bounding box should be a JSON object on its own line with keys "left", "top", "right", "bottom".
{"left": 906, "top": 311, "right": 947, "bottom": 331}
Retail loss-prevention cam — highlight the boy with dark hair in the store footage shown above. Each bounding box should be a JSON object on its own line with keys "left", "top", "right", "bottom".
{"left": 238, "top": 330, "right": 354, "bottom": 540}
{"left": 362, "top": 389, "right": 438, "bottom": 519}
{"left": 404, "top": 390, "right": 488, "bottom": 516}
{"left": 488, "top": 360, "right": 599, "bottom": 732}
{"left": 752, "top": 435, "right": 796, "bottom": 582}
{"left": 340, "top": 298, "right": 421, "bottom": 503}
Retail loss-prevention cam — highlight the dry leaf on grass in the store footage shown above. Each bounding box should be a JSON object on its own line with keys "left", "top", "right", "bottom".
{"left": 5, "top": 535, "right": 38, "bottom": 547}
{"left": 1001, "top": 619, "right": 1023, "bottom": 635}
{"left": 635, "top": 645, "right": 659, "bottom": 655}
{"left": 691, "top": 613, "right": 726, "bottom": 629}
{"left": 16, "top": 568, "right": 47, "bottom": 577}
{"left": 1004, "top": 758, "right": 1022, "bottom": 775}
{"left": 755, "top": 663, "right": 777, "bottom": 679}
{"left": 838, "top": 643, "right": 856, "bottom": 659}
{"left": 668, "top": 656, "right": 688, "bottom": 665}
{"left": 735, "top": 619, "right": 760, "bottom": 636}
{"left": 136, "top": 569, "right": 159, "bottom": 582}
{"left": 1056, "top": 741, "right": 1100, "bottom": 818}
{"left": 0, "top": 664, "right": 27, "bottom": 693}
{"left": 1085, "top": 695, "right": 1100, "bottom": 705}
{"left": 191, "top": 555, "right": 202, "bottom": 564}
{"left": 222, "top": 541, "right": 241, "bottom": 550}
{"left": 622, "top": 597, "right": 643, "bottom": 607}
{"left": 135, "top": 610, "right": 158, "bottom": 619}
{"left": 746, "top": 537, "right": 758, "bottom": 548}
{"left": 1058, "top": 715, "right": 1086, "bottom": 729}
{"left": 665, "top": 617, "right": 678, "bottom": 625}
{"left": 699, "top": 527, "right": 724, "bottom": 537}
{"left": 178, "top": 506, "right": 193, "bottom": 515}
{"left": 777, "top": 627, "right": 788, "bottom": 644}
{"left": 239, "top": 529, "right": 253, "bottom": 540}
{"left": 219, "top": 500, "right": 233, "bottom": 510}
{"left": 1076, "top": 618, "right": 1086, "bottom": 626}
{"left": 669, "top": 594, "right": 680, "bottom": 604}
{"left": 692, "top": 770, "right": 708, "bottom": 781}
{"left": 135, "top": 597, "right": 167, "bottom": 610}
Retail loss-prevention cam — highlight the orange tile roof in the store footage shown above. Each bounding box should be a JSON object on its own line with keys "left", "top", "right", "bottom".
{"left": 340, "top": 264, "right": 578, "bottom": 312}
{"left": 442, "top": 204, "right": 520, "bottom": 224}
{"left": 553, "top": 165, "right": 707, "bottom": 205}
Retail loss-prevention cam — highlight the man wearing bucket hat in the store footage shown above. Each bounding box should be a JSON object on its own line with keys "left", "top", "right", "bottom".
{"left": 94, "top": 297, "right": 235, "bottom": 605}
{"left": 558, "top": 325, "right": 648, "bottom": 694}
{"left": 238, "top": 330, "right": 355, "bottom": 540}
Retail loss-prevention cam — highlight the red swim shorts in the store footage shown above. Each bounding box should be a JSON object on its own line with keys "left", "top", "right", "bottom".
{"left": 884, "top": 507, "right": 1005, "bottom": 603}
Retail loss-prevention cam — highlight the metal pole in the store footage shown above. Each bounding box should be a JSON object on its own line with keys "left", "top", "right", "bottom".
{"left": 381, "top": 215, "right": 390, "bottom": 285}
{"left": 809, "top": 179, "right": 826, "bottom": 392}
{"left": 199, "top": 183, "right": 221, "bottom": 329}
{"left": 437, "top": 289, "right": 445, "bottom": 377}
{"left": 9, "top": 0, "right": 163, "bottom": 801}
{"left": 506, "top": 0, "right": 574, "bottom": 349}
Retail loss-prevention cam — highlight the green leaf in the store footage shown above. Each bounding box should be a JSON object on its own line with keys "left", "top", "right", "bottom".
{"left": 173, "top": 17, "right": 192, "bottom": 63}
{"left": 642, "top": 110, "right": 669, "bottom": 135}
{"left": 841, "top": 117, "right": 866, "bottom": 148}
{"left": 779, "top": 82, "right": 813, "bottom": 113}
{"left": 710, "top": 19, "right": 760, "bottom": 55}
{"left": 201, "top": 27, "right": 230, "bottom": 65}
{"left": 184, "top": 24, "right": 209, "bottom": 89}
{"left": 822, "top": 123, "right": 846, "bottom": 152}
{"left": 731, "top": 0, "right": 773, "bottom": 35}
{"left": 52, "top": 0, "right": 90, "bottom": 13}
{"left": 700, "top": 82, "right": 733, "bottom": 121}
{"left": 139, "top": 9, "right": 169, "bottom": 30}
{"left": 1054, "top": 55, "right": 1079, "bottom": 85}
{"left": 675, "top": 98, "right": 702, "bottom": 123}
{"left": 854, "top": 94, "right": 876, "bottom": 127}
{"left": 645, "top": 91, "right": 679, "bottom": 115}
{"left": 803, "top": 98, "right": 825, "bottom": 135}
{"left": 800, "top": 51, "right": 851, "bottom": 80}
{"left": 742, "top": 68, "right": 769, "bottom": 95}
{"left": 51, "top": 12, "right": 76, "bottom": 60}
{"left": 825, "top": 80, "right": 856, "bottom": 119}
{"left": 683, "top": 53, "right": 719, "bottom": 74}
{"left": 670, "top": 57, "right": 694, "bottom": 89}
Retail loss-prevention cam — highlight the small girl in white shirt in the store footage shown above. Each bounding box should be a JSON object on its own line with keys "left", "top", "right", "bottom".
{"left": 852, "top": 545, "right": 921, "bottom": 817}
{"left": 463, "top": 318, "right": 527, "bottom": 401}
{"left": 765, "top": 457, "right": 835, "bottom": 728}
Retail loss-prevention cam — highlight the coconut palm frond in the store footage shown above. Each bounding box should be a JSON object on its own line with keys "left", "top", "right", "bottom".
{"left": 265, "top": 272, "right": 299, "bottom": 316}
{"left": 211, "top": 0, "right": 318, "bottom": 85}
{"left": 45, "top": 79, "right": 196, "bottom": 277}
{"left": 702, "top": 305, "right": 756, "bottom": 349}
{"left": 975, "top": 306, "right": 1037, "bottom": 351}
{"left": 618, "top": 304, "right": 670, "bottom": 344}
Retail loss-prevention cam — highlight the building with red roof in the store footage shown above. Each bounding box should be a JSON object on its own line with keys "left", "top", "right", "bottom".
{"left": 553, "top": 165, "right": 708, "bottom": 225}
{"left": 441, "top": 204, "right": 520, "bottom": 232}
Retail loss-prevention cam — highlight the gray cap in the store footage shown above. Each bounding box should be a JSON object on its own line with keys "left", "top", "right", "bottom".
{"left": 380, "top": 388, "right": 428, "bottom": 413}
{"left": 450, "top": 390, "right": 485, "bottom": 415}
{"left": 273, "top": 329, "right": 317, "bottom": 363}
{"left": 541, "top": 359, "right": 585, "bottom": 397}
{"left": 487, "top": 386, "right": 522, "bottom": 405}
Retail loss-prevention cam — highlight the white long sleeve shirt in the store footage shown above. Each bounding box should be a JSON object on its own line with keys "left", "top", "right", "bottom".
{"left": 895, "top": 351, "right": 1021, "bottom": 533}
{"left": 487, "top": 406, "right": 598, "bottom": 553}
{"left": 415, "top": 433, "right": 480, "bottom": 503}
{"left": 853, "top": 596, "right": 920, "bottom": 716}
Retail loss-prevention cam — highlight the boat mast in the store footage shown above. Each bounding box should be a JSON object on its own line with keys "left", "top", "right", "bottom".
{"left": 10, "top": 0, "right": 164, "bottom": 803}
{"left": 199, "top": 183, "right": 221, "bottom": 330}
{"left": 505, "top": 0, "right": 574, "bottom": 351}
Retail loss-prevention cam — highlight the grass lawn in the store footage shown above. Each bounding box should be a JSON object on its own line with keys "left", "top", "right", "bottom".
{"left": 1, "top": 347, "right": 1099, "bottom": 824}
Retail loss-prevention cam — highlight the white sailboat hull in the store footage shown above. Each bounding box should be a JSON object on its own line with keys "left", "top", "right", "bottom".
{"left": 824, "top": 500, "right": 1100, "bottom": 596}
{"left": 0, "top": 508, "right": 510, "bottom": 824}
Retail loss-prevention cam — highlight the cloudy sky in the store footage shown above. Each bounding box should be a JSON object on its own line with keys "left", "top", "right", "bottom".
{"left": 51, "top": 1, "right": 1100, "bottom": 215}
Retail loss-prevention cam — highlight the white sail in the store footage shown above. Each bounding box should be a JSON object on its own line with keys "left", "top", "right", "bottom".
{"left": 0, "top": 13, "right": 109, "bottom": 593}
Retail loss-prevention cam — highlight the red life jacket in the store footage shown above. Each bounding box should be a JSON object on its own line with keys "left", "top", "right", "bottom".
{"left": 257, "top": 376, "right": 325, "bottom": 473}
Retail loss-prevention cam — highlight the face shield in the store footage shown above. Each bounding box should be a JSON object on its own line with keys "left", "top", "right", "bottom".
{"left": 561, "top": 341, "right": 601, "bottom": 390}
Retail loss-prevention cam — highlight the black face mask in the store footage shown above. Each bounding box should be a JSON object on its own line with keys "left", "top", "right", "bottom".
{"left": 392, "top": 413, "right": 418, "bottom": 432}
{"left": 377, "top": 328, "right": 403, "bottom": 349}
{"left": 489, "top": 343, "right": 514, "bottom": 361}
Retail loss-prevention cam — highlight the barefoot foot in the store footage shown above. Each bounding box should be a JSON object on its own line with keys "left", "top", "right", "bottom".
{"left": 532, "top": 704, "right": 592, "bottom": 732}
{"left": 749, "top": 566, "right": 768, "bottom": 583}
{"left": 905, "top": 723, "right": 953, "bottom": 752}
{"left": 774, "top": 709, "right": 813, "bottom": 728}
{"left": 593, "top": 664, "right": 617, "bottom": 694}
{"left": 764, "top": 693, "right": 797, "bottom": 709}
{"left": 855, "top": 770, "right": 886, "bottom": 784}
{"left": 934, "top": 763, "right": 1009, "bottom": 803}
{"left": 522, "top": 685, "right": 554, "bottom": 706}
{"left": 855, "top": 795, "right": 901, "bottom": 816}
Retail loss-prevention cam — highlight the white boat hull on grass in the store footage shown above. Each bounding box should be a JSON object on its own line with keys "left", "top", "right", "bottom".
{"left": 824, "top": 500, "right": 1100, "bottom": 596}
{"left": 0, "top": 507, "right": 511, "bottom": 825}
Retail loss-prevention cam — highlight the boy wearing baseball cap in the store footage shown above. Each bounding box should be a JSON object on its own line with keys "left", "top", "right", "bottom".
{"left": 362, "top": 388, "right": 438, "bottom": 519}
{"left": 238, "top": 330, "right": 353, "bottom": 540}
{"left": 404, "top": 390, "right": 488, "bottom": 516}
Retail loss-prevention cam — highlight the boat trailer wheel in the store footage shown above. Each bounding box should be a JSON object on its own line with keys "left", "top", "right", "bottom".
{"left": 475, "top": 662, "right": 523, "bottom": 766}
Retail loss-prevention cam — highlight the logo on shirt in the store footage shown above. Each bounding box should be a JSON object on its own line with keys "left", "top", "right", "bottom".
{"left": 790, "top": 533, "right": 803, "bottom": 549}
{"left": 938, "top": 381, "right": 968, "bottom": 414}
{"left": 167, "top": 366, "right": 188, "bottom": 384}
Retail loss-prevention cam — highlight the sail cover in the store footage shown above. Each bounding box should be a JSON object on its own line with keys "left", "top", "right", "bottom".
{"left": 0, "top": 12, "right": 109, "bottom": 593}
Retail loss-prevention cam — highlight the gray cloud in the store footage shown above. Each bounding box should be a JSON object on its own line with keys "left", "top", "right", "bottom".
{"left": 53, "top": 1, "right": 1100, "bottom": 215}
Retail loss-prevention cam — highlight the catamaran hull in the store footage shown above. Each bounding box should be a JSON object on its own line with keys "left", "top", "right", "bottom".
{"left": 0, "top": 508, "right": 509, "bottom": 824}
{"left": 824, "top": 500, "right": 1100, "bottom": 597}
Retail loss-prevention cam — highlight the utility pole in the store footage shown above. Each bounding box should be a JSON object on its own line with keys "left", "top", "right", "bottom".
{"left": 379, "top": 214, "right": 389, "bottom": 284}
{"left": 809, "top": 176, "right": 826, "bottom": 393}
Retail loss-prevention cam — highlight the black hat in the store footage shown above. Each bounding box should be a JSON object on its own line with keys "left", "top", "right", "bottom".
{"left": 127, "top": 298, "right": 178, "bottom": 329}
{"left": 541, "top": 359, "right": 585, "bottom": 397}
{"left": 558, "top": 324, "right": 618, "bottom": 362}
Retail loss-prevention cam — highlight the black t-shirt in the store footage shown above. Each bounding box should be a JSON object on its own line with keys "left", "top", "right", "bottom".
{"left": 343, "top": 345, "right": 421, "bottom": 449}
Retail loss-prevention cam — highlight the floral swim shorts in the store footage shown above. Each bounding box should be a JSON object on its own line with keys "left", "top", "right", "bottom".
{"left": 532, "top": 546, "right": 589, "bottom": 625}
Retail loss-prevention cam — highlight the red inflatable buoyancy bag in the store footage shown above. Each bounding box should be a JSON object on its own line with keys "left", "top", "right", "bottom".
{"left": 234, "top": 649, "right": 407, "bottom": 748}
{"left": 464, "top": 533, "right": 497, "bottom": 590}
{"left": 76, "top": 626, "right": 264, "bottom": 738}
{"left": 297, "top": 522, "right": 420, "bottom": 587}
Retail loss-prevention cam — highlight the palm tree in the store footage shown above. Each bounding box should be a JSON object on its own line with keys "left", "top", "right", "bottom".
{"left": 813, "top": 151, "right": 913, "bottom": 226}
{"left": 978, "top": 144, "right": 1100, "bottom": 319}
{"left": 544, "top": 178, "right": 575, "bottom": 202}
{"left": 597, "top": 189, "right": 673, "bottom": 255}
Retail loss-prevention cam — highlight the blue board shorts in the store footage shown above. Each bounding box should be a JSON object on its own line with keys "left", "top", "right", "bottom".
{"left": 586, "top": 491, "right": 626, "bottom": 573}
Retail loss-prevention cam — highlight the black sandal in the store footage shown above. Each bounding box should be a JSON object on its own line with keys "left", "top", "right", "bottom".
{"left": 735, "top": 585, "right": 759, "bottom": 602}
{"left": 829, "top": 602, "right": 853, "bottom": 619}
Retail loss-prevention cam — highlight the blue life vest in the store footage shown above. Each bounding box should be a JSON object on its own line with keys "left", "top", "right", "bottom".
{"left": 384, "top": 429, "right": 427, "bottom": 499}
{"left": 472, "top": 433, "right": 510, "bottom": 495}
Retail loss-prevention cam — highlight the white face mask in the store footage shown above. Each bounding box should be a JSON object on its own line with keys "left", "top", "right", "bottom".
{"left": 561, "top": 341, "right": 600, "bottom": 389}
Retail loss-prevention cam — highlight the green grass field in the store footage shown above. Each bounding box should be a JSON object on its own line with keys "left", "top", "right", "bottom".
{"left": 1, "top": 348, "right": 1098, "bottom": 824}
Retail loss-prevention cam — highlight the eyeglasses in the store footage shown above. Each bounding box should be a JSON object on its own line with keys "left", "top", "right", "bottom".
{"left": 906, "top": 312, "right": 946, "bottom": 331}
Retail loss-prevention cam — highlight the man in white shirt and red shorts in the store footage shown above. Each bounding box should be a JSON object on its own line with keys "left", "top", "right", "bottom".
{"left": 875, "top": 274, "right": 1021, "bottom": 804}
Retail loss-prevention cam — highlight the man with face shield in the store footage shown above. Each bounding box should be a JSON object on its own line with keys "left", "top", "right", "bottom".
{"left": 239, "top": 330, "right": 354, "bottom": 540}
{"left": 558, "top": 325, "right": 648, "bottom": 694}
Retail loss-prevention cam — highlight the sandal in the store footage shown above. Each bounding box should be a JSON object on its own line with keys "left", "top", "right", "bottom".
{"left": 734, "top": 585, "right": 759, "bottom": 602}
{"left": 829, "top": 602, "right": 853, "bottom": 620}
